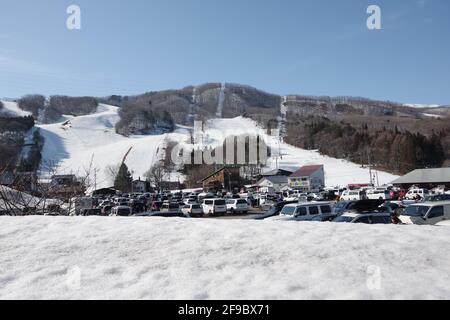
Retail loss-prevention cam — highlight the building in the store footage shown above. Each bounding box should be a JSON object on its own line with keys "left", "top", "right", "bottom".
{"left": 202, "top": 166, "right": 241, "bottom": 192}
{"left": 256, "top": 176, "right": 288, "bottom": 193}
{"left": 391, "top": 168, "right": 450, "bottom": 189}
{"left": 132, "top": 178, "right": 147, "bottom": 193}
{"left": 259, "top": 168, "right": 293, "bottom": 177}
{"left": 49, "top": 174, "right": 85, "bottom": 197}
{"left": 288, "top": 165, "right": 325, "bottom": 191}
{"left": 0, "top": 171, "right": 37, "bottom": 193}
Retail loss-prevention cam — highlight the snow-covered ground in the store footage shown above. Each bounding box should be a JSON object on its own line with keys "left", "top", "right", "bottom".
{"left": 0, "top": 216, "right": 449, "bottom": 300}
{"left": 404, "top": 103, "right": 442, "bottom": 109}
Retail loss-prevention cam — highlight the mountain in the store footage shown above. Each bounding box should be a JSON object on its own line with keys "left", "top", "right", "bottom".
{"left": 1, "top": 83, "right": 449, "bottom": 187}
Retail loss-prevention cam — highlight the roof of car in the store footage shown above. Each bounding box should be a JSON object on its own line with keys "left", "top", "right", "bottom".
{"left": 414, "top": 200, "right": 450, "bottom": 206}
{"left": 284, "top": 202, "right": 332, "bottom": 207}
{"left": 341, "top": 211, "right": 391, "bottom": 218}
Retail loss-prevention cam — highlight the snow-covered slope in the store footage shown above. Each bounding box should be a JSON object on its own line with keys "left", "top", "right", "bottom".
{"left": 403, "top": 103, "right": 445, "bottom": 109}
{"left": 36, "top": 106, "right": 398, "bottom": 188}
{"left": 195, "top": 117, "right": 398, "bottom": 186}
{"left": 0, "top": 100, "right": 32, "bottom": 117}
{"left": 37, "top": 104, "right": 189, "bottom": 188}
{"left": 0, "top": 216, "right": 449, "bottom": 300}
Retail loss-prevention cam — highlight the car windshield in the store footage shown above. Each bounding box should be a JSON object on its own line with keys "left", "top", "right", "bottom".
{"left": 333, "top": 216, "right": 354, "bottom": 223}
{"left": 281, "top": 206, "right": 296, "bottom": 216}
{"left": 192, "top": 205, "right": 201, "bottom": 209}
{"left": 403, "top": 205, "right": 430, "bottom": 217}
{"left": 215, "top": 200, "right": 226, "bottom": 205}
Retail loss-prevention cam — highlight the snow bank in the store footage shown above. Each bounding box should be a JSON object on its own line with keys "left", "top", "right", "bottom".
{"left": 1, "top": 217, "right": 449, "bottom": 300}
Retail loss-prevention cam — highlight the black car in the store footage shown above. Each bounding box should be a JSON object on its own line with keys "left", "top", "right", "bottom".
{"left": 311, "top": 214, "right": 339, "bottom": 222}
{"left": 80, "top": 208, "right": 102, "bottom": 216}
{"left": 134, "top": 211, "right": 187, "bottom": 218}
{"left": 334, "top": 200, "right": 357, "bottom": 214}
{"left": 424, "top": 194, "right": 450, "bottom": 202}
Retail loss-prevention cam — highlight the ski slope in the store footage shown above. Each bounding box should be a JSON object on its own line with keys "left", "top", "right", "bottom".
{"left": 0, "top": 216, "right": 449, "bottom": 300}
{"left": 36, "top": 104, "right": 189, "bottom": 188}
{"left": 197, "top": 117, "right": 398, "bottom": 187}
{"left": 0, "top": 100, "right": 32, "bottom": 117}
{"left": 35, "top": 105, "right": 398, "bottom": 189}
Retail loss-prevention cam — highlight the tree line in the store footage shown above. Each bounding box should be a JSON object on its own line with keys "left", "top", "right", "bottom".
{"left": 285, "top": 116, "right": 448, "bottom": 174}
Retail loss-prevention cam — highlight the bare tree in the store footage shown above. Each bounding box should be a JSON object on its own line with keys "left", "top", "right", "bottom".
{"left": 144, "top": 162, "right": 167, "bottom": 193}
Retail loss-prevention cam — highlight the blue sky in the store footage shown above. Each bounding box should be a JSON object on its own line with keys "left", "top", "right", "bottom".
{"left": 0, "top": 0, "right": 449, "bottom": 104}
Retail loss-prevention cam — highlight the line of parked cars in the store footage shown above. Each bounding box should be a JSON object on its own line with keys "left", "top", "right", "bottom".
{"left": 262, "top": 197, "right": 450, "bottom": 226}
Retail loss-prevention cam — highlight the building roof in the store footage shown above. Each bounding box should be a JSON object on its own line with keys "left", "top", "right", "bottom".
{"left": 257, "top": 176, "right": 288, "bottom": 185}
{"left": 391, "top": 168, "right": 450, "bottom": 185}
{"left": 260, "top": 168, "right": 293, "bottom": 177}
{"left": 290, "top": 165, "right": 324, "bottom": 178}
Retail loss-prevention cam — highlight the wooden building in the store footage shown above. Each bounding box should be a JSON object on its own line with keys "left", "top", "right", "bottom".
{"left": 201, "top": 166, "right": 241, "bottom": 192}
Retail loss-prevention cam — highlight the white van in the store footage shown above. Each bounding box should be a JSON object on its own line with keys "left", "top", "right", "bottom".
{"left": 340, "top": 190, "right": 362, "bottom": 201}
{"left": 405, "top": 188, "right": 429, "bottom": 200}
{"left": 272, "top": 202, "right": 333, "bottom": 221}
{"left": 399, "top": 201, "right": 450, "bottom": 225}
{"left": 366, "top": 189, "right": 391, "bottom": 200}
{"left": 202, "top": 199, "right": 227, "bottom": 215}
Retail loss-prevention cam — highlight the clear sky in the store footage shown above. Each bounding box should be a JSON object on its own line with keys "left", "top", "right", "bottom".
{"left": 0, "top": 0, "right": 449, "bottom": 104}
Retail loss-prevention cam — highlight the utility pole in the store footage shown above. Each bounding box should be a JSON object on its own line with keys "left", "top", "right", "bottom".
{"left": 367, "top": 146, "right": 373, "bottom": 186}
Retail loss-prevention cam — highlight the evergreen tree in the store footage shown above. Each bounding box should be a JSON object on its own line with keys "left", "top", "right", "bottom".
{"left": 114, "top": 163, "right": 132, "bottom": 192}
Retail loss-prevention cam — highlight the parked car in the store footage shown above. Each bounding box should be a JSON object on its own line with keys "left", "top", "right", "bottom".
{"left": 378, "top": 202, "right": 403, "bottom": 214}
{"left": 272, "top": 202, "right": 334, "bottom": 221}
{"left": 254, "top": 201, "right": 298, "bottom": 220}
{"left": 333, "top": 212, "right": 392, "bottom": 224}
{"left": 151, "top": 201, "right": 164, "bottom": 211}
{"left": 110, "top": 206, "right": 132, "bottom": 216}
{"left": 134, "top": 211, "right": 187, "bottom": 218}
{"left": 399, "top": 201, "right": 450, "bottom": 225}
{"left": 405, "top": 188, "right": 429, "bottom": 200}
{"left": 101, "top": 205, "right": 114, "bottom": 216}
{"left": 198, "top": 192, "right": 215, "bottom": 202}
{"left": 182, "top": 197, "right": 198, "bottom": 205}
{"left": 366, "top": 189, "right": 391, "bottom": 200}
{"left": 202, "top": 199, "right": 227, "bottom": 215}
{"left": 334, "top": 200, "right": 357, "bottom": 214}
{"left": 311, "top": 214, "right": 339, "bottom": 222}
{"left": 423, "top": 194, "right": 450, "bottom": 202}
{"left": 80, "top": 208, "right": 102, "bottom": 216}
{"left": 160, "top": 202, "right": 181, "bottom": 213}
{"left": 181, "top": 204, "right": 203, "bottom": 217}
{"left": 226, "top": 199, "right": 250, "bottom": 214}
{"left": 340, "top": 190, "right": 362, "bottom": 201}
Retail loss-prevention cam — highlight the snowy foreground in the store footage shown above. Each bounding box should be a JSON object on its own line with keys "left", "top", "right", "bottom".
{"left": 1, "top": 217, "right": 449, "bottom": 300}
